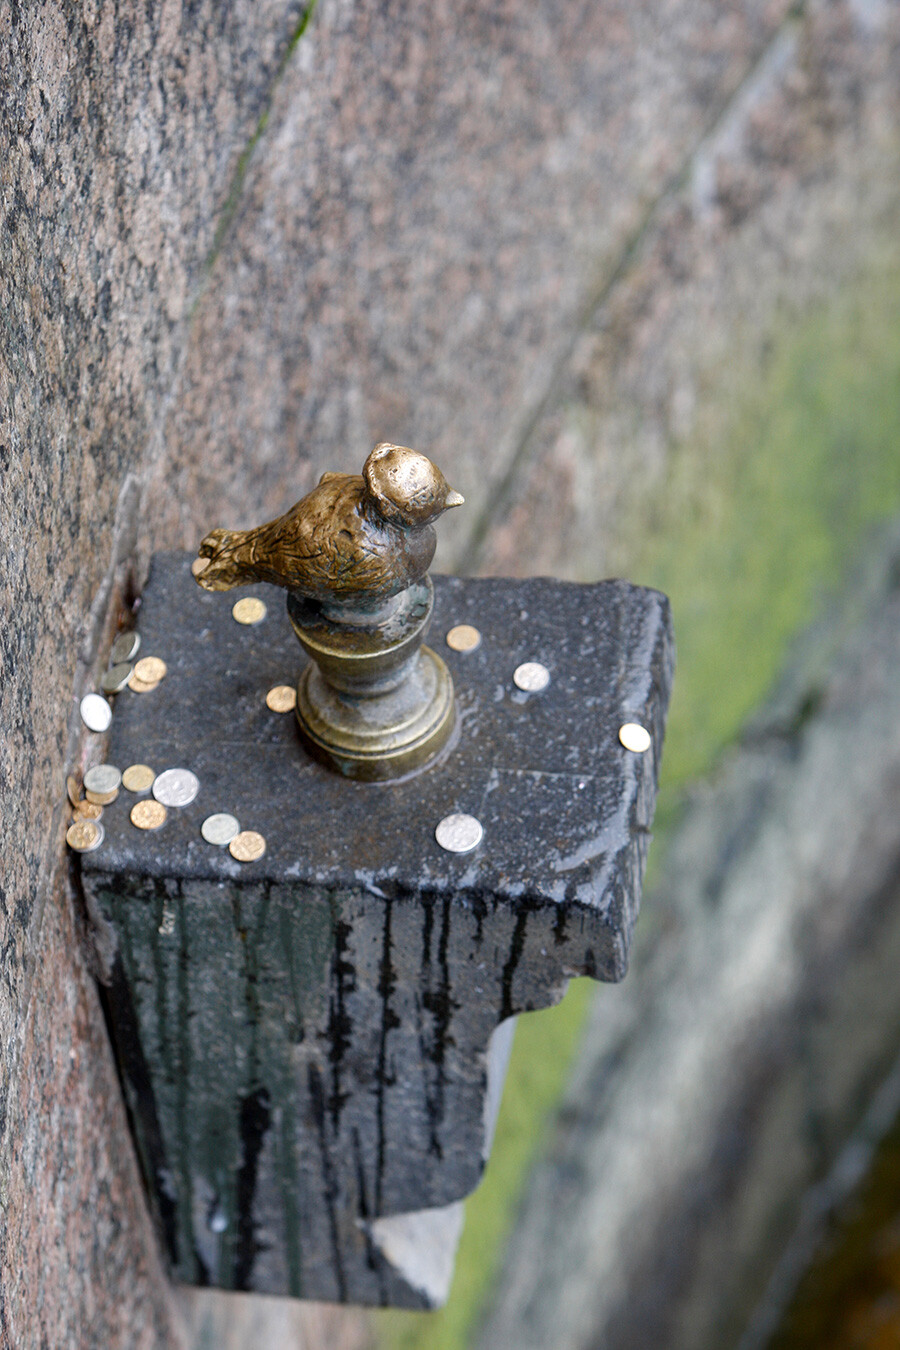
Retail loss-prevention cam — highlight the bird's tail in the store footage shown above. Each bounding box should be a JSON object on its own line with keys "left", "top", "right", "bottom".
{"left": 193, "top": 527, "right": 257, "bottom": 592}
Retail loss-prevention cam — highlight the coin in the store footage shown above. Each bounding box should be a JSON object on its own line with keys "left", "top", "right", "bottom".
{"left": 619, "top": 722, "right": 651, "bottom": 753}
{"left": 229, "top": 830, "right": 266, "bottom": 862}
{"left": 191, "top": 556, "right": 209, "bottom": 577}
{"left": 513, "top": 661, "right": 550, "bottom": 693}
{"left": 153, "top": 768, "right": 200, "bottom": 807}
{"left": 201, "top": 813, "right": 241, "bottom": 846}
{"left": 84, "top": 764, "right": 122, "bottom": 796}
{"left": 80, "top": 693, "right": 112, "bottom": 732}
{"left": 446, "top": 624, "right": 482, "bottom": 653}
{"left": 66, "top": 775, "right": 81, "bottom": 809}
{"left": 122, "top": 764, "right": 156, "bottom": 793}
{"left": 435, "top": 813, "right": 483, "bottom": 854}
{"left": 85, "top": 787, "right": 118, "bottom": 806}
{"left": 133, "top": 656, "right": 167, "bottom": 684}
{"left": 111, "top": 631, "right": 141, "bottom": 664}
{"left": 232, "top": 597, "right": 267, "bottom": 626}
{"left": 74, "top": 800, "right": 103, "bottom": 821}
{"left": 127, "top": 674, "right": 159, "bottom": 693}
{"left": 131, "top": 799, "right": 167, "bottom": 830}
{"left": 266, "top": 684, "right": 297, "bottom": 713}
{"left": 101, "top": 662, "right": 134, "bottom": 693}
{"left": 66, "top": 819, "right": 104, "bottom": 852}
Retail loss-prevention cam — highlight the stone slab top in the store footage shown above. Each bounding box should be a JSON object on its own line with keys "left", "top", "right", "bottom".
{"left": 83, "top": 553, "right": 672, "bottom": 937}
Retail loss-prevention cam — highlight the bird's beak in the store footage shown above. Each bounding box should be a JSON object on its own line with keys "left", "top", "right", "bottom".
{"left": 445, "top": 490, "right": 465, "bottom": 508}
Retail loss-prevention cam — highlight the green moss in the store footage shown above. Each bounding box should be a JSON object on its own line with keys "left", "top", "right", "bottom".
{"left": 638, "top": 266, "right": 900, "bottom": 837}
{"left": 376, "top": 259, "right": 900, "bottom": 1350}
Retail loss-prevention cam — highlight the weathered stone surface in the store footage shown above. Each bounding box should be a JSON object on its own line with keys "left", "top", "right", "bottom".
{"left": 476, "top": 520, "right": 900, "bottom": 1349}
{"left": 478, "top": 0, "right": 900, "bottom": 582}
{"left": 0, "top": 3, "right": 325, "bottom": 1344}
{"left": 80, "top": 555, "right": 672, "bottom": 1306}
{"left": 150, "top": 0, "right": 793, "bottom": 568}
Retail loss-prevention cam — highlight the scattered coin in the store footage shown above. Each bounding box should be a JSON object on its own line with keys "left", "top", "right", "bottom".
{"left": 80, "top": 693, "right": 112, "bottom": 733}
{"left": 66, "top": 775, "right": 81, "bottom": 809}
{"left": 619, "top": 722, "right": 652, "bottom": 754}
{"left": 153, "top": 767, "right": 200, "bottom": 807}
{"left": 229, "top": 830, "right": 266, "bottom": 862}
{"left": 86, "top": 786, "right": 118, "bottom": 806}
{"left": 74, "top": 800, "right": 103, "bottom": 821}
{"left": 66, "top": 819, "right": 104, "bottom": 853}
{"left": 101, "top": 662, "right": 134, "bottom": 694}
{"left": 232, "top": 597, "right": 267, "bottom": 626}
{"left": 201, "top": 813, "right": 241, "bottom": 846}
{"left": 191, "top": 556, "right": 209, "bottom": 577}
{"left": 446, "top": 624, "right": 482, "bottom": 653}
{"left": 131, "top": 799, "right": 167, "bottom": 831}
{"left": 111, "top": 631, "right": 141, "bottom": 664}
{"left": 84, "top": 764, "right": 122, "bottom": 796}
{"left": 127, "top": 674, "right": 159, "bottom": 693}
{"left": 513, "top": 661, "right": 550, "bottom": 693}
{"left": 435, "top": 813, "right": 484, "bottom": 854}
{"left": 266, "top": 684, "right": 297, "bottom": 713}
{"left": 122, "top": 764, "right": 156, "bottom": 793}
{"left": 133, "top": 656, "right": 167, "bottom": 685}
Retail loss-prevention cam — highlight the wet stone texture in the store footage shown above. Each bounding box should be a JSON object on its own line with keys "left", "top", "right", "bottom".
{"left": 80, "top": 553, "right": 672, "bottom": 1307}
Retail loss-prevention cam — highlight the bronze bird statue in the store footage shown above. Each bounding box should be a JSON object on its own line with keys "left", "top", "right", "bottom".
{"left": 193, "top": 442, "right": 464, "bottom": 608}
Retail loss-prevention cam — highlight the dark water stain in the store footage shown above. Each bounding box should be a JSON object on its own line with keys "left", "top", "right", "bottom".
{"left": 308, "top": 1062, "right": 346, "bottom": 1302}
{"left": 374, "top": 898, "right": 400, "bottom": 1215}
{"left": 232, "top": 1087, "right": 272, "bottom": 1290}
{"left": 326, "top": 918, "right": 355, "bottom": 1129}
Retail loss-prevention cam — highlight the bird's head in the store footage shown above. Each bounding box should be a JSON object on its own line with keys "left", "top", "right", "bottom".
{"left": 363, "top": 443, "right": 465, "bottom": 528}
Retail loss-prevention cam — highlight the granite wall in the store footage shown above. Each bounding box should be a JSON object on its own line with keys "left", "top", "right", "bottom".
{"left": 2, "top": 0, "right": 899, "bottom": 1345}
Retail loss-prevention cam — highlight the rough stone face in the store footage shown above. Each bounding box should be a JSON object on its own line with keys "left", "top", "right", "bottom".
{"left": 80, "top": 556, "right": 672, "bottom": 1306}
{"left": 150, "top": 0, "right": 793, "bottom": 567}
{"left": 475, "top": 521, "right": 900, "bottom": 1350}
{"left": 478, "top": 0, "right": 900, "bottom": 582}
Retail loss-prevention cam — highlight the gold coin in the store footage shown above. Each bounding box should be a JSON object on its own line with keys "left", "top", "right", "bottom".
{"left": 232, "top": 597, "right": 267, "bottom": 626}
{"left": 127, "top": 674, "right": 158, "bottom": 693}
{"left": 446, "top": 624, "right": 482, "bottom": 653}
{"left": 85, "top": 787, "right": 118, "bottom": 806}
{"left": 266, "top": 684, "right": 296, "bottom": 713}
{"left": 618, "top": 722, "right": 652, "bottom": 753}
{"left": 191, "top": 556, "right": 210, "bottom": 577}
{"left": 229, "top": 830, "right": 266, "bottom": 862}
{"left": 66, "top": 819, "right": 102, "bottom": 852}
{"left": 133, "top": 656, "right": 167, "bottom": 684}
{"left": 74, "top": 800, "right": 103, "bottom": 821}
{"left": 122, "top": 764, "right": 156, "bottom": 793}
{"left": 131, "top": 799, "right": 167, "bottom": 830}
{"left": 66, "top": 774, "right": 81, "bottom": 809}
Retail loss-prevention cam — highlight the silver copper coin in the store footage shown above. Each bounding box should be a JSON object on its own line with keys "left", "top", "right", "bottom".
{"left": 80, "top": 693, "right": 112, "bottom": 733}
{"left": 513, "top": 661, "right": 550, "bottom": 693}
{"left": 111, "top": 631, "right": 141, "bottom": 664}
{"left": 84, "top": 764, "right": 122, "bottom": 796}
{"left": 101, "top": 662, "right": 134, "bottom": 693}
{"left": 435, "top": 813, "right": 483, "bottom": 854}
{"left": 153, "top": 768, "right": 200, "bottom": 808}
{"left": 201, "top": 813, "right": 240, "bottom": 846}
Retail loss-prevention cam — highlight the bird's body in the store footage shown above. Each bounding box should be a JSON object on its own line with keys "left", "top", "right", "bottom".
{"left": 195, "top": 443, "right": 464, "bottom": 608}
